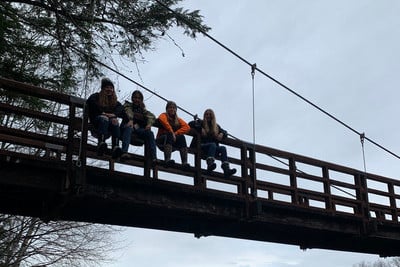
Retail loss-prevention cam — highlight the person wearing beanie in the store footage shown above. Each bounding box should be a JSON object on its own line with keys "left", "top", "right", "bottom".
{"left": 120, "top": 90, "right": 157, "bottom": 162}
{"left": 189, "top": 108, "right": 237, "bottom": 178}
{"left": 86, "top": 78, "right": 126, "bottom": 159}
{"left": 156, "top": 101, "right": 190, "bottom": 169}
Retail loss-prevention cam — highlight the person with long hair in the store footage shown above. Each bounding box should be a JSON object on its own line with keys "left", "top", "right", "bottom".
{"left": 190, "top": 108, "right": 236, "bottom": 177}
{"left": 86, "top": 78, "right": 125, "bottom": 158}
{"left": 156, "top": 101, "right": 190, "bottom": 168}
{"left": 120, "top": 90, "right": 157, "bottom": 162}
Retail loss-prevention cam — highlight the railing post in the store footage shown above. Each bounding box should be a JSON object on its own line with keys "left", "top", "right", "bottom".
{"left": 355, "top": 172, "right": 373, "bottom": 234}
{"left": 143, "top": 144, "right": 151, "bottom": 178}
{"left": 388, "top": 182, "right": 398, "bottom": 222}
{"left": 288, "top": 158, "right": 298, "bottom": 205}
{"left": 193, "top": 130, "right": 205, "bottom": 188}
{"left": 322, "top": 166, "right": 333, "bottom": 213}
{"left": 65, "top": 102, "right": 76, "bottom": 190}
{"left": 71, "top": 96, "right": 88, "bottom": 188}
{"left": 246, "top": 145, "right": 257, "bottom": 197}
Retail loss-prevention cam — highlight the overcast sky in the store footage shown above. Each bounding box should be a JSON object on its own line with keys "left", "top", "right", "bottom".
{"left": 105, "top": 1, "right": 400, "bottom": 266}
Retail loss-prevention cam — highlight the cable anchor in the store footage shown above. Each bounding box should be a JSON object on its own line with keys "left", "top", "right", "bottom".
{"left": 360, "top": 132, "right": 367, "bottom": 173}
{"left": 251, "top": 63, "right": 257, "bottom": 78}
{"left": 360, "top": 132, "right": 365, "bottom": 145}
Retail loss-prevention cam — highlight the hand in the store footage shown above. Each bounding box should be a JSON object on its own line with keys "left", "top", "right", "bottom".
{"left": 216, "top": 132, "right": 223, "bottom": 141}
{"left": 102, "top": 112, "right": 115, "bottom": 118}
{"left": 110, "top": 117, "right": 119, "bottom": 125}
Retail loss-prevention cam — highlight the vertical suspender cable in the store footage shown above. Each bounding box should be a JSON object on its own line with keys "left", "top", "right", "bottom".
{"left": 360, "top": 132, "right": 367, "bottom": 173}
{"left": 251, "top": 64, "right": 257, "bottom": 147}
{"left": 251, "top": 63, "right": 257, "bottom": 197}
{"left": 153, "top": 0, "right": 400, "bottom": 163}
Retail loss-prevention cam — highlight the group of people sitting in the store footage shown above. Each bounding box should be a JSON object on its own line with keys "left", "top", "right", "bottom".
{"left": 86, "top": 78, "right": 237, "bottom": 178}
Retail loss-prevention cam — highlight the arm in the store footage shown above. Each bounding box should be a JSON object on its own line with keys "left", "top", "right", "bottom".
{"left": 213, "top": 124, "right": 228, "bottom": 141}
{"left": 123, "top": 101, "right": 134, "bottom": 120}
{"left": 158, "top": 113, "right": 174, "bottom": 133}
{"left": 86, "top": 93, "right": 101, "bottom": 123}
{"left": 144, "top": 109, "right": 156, "bottom": 129}
{"left": 114, "top": 101, "right": 126, "bottom": 120}
{"left": 218, "top": 124, "right": 228, "bottom": 138}
{"left": 175, "top": 118, "right": 190, "bottom": 135}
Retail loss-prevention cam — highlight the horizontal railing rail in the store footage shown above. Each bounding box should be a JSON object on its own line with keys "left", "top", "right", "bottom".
{"left": 1, "top": 76, "right": 400, "bottom": 228}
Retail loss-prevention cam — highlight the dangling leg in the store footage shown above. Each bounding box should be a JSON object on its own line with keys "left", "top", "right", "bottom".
{"left": 164, "top": 144, "right": 175, "bottom": 167}
{"left": 202, "top": 143, "right": 217, "bottom": 172}
{"left": 139, "top": 128, "right": 157, "bottom": 162}
{"left": 110, "top": 118, "right": 122, "bottom": 159}
{"left": 120, "top": 125, "right": 132, "bottom": 160}
{"left": 221, "top": 161, "right": 237, "bottom": 178}
{"left": 179, "top": 147, "right": 190, "bottom": 169}
{"left": 95, "top": 115, "right": 108, "bottom": 156}
{"left": 218, "top": 146, "right": 236, "bottom": 178}
{"left": 97, "top": 134, "right": 107, "bottom": 156}
{"left": 111, "top": 136, "right": 122, "bottom": 159}
{"left": 206, "top": 156, "right": 216, "bottom": 172}
{"left": 175, "top": 135, "right": 189, "bottom": 169}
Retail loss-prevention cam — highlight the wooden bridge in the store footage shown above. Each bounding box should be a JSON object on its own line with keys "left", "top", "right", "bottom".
{"left": 1, "top": 77, "right": 400, "bottom": 256}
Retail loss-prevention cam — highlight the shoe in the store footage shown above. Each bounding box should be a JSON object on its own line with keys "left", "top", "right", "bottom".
{"left": 206, "top": 157, "right": 216, "bottom": 172}
{"left": 221, "top": 161, "right": 237, "bottom": 178}
{"left": 111, "top": 146, "right": 122, "bottom": 159}
{"left": 120, "top": 153, "right": 131, "bottom": 161}
{"left": 224, "top": 168, "right": 237, "bottom": 178}
{"left": 97, "top": 142, "right": 107, "bottom": 156}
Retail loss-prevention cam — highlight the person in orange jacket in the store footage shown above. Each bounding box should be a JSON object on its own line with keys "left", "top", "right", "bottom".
{"left": 156, "top": 101, "right": 190, "bottom": 168}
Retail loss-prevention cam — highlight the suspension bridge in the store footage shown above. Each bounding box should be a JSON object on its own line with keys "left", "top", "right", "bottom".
{"left": 1, "top": 77, "right": 400, "bottom": 256}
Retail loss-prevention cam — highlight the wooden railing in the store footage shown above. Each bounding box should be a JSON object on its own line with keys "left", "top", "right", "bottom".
{"left": 1, "top": 76, "right": 400, "bottom": 228}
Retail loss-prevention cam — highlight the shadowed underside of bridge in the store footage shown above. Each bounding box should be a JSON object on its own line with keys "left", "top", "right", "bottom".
{"left": 2, "top": 77, "right": 400, "bottom": 257}
{"left": 1, "top": 152, "right": 400, "bottom": 257}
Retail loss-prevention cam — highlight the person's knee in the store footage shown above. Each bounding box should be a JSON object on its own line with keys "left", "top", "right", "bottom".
{"left": 97, "top": 115, "right": 109, "bottom": 125}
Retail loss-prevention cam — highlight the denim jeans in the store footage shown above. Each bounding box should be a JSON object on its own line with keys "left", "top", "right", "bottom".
{"left": 121, "top": 125, "right": 157, "bottom": 159}
{"left": 201, "top": 142, "right": 227, "bottom": 162}
{"left": 94, "top": 115, "right": 120, "bottom": 140}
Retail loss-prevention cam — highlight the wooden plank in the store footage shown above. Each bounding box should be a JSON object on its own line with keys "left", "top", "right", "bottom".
{"left": 0, "top": 102, "right": 70, "bottom": 125}
{"left": 0, "top": 77, "right": 83, "bottom": 106}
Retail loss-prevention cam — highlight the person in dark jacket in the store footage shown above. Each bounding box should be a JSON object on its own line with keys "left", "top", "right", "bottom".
{"left": 86, "top": 78, "right": 125, "bottom": 158}
{"left": 190, "top": 108, "right": 236, "bottom": 177}
{"left": 120, "top": 90, "right": 157, "bottom": 162}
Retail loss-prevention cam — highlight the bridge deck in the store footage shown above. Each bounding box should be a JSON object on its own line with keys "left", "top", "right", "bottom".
{"left": 1, "top": 77, "right": 400, "bottom": 256}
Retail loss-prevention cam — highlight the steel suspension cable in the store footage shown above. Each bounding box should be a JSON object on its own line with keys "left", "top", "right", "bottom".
{"left": 154, "top": 0, "right": 400, "bottom": 161}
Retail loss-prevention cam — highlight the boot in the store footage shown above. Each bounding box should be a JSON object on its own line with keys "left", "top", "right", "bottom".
{"left": 206, "top": 157, "right": 216, "bottom": 172}
{"left": 97, "top": 135, "right": 107, "bottom": 156}
{"left": 221, "top": 161, "right": 237, "bottom": 178}
{"left": 180, "top": 147, "right": 190, "bottom": 169}
{"left": 111, "top": 137, "right": 122, "bottom": 159}
{"left": 164, "top": 144, "right": 175, "bottom": 167}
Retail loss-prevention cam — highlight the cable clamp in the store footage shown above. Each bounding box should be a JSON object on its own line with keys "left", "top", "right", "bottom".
{"left": 360, "top": 132, "right": 365, "bottom": 145}
{"left": 251, "top": 63, "right": 257, "bottom": 77}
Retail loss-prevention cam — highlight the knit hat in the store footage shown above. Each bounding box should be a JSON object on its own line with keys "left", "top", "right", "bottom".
{"left": 101, "top": 78, "right": 114, "bottom": 89}
{"left": 166, "top": 101, "right": 177, "bottom": 110}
